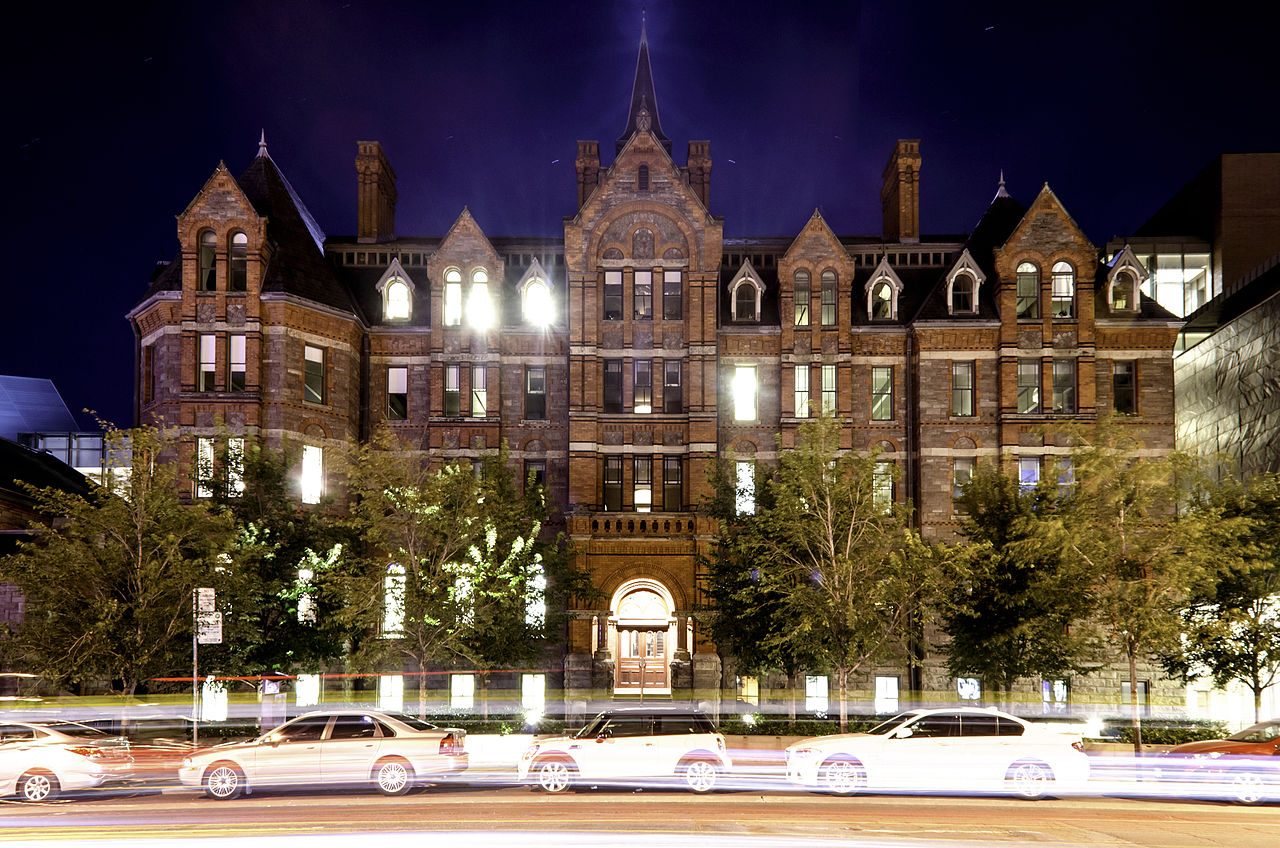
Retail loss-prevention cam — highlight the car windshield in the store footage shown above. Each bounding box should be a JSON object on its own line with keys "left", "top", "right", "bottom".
{"left": 382, "top": 713, "right": 439, "bottom": 732}
{"left": 574, "top": 714, "right": 609, "bottom": 739}
{"left": 1227, "top": 721, "right": 1280, "bottom": 743}
{"left": 43, "top": 722, "right": 111, "bottom": 739}
{"left": 866, "top": 712, "right": 918, "bottom": 736}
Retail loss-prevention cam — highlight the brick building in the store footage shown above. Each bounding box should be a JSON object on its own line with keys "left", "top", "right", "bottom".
{"left": 128, "top": 29, "right": 1183, "bottom": 713}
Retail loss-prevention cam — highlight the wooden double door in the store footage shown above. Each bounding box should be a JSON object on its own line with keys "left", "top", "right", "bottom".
{"left": 616, "top": 627, "right": 669, "bottom": 691}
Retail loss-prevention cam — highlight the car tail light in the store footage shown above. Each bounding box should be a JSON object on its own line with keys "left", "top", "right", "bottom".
{"left": 439, "top": 733, "right": 460, "bottom": 755}
{"left": 67, "top": 746, "right": 102, "bottom": 759}
{"left": 716, "top": 735, "right": 726, "bottom": 752}
{"left": 1072, "top": 741, "right": 1085, "bottom": 753}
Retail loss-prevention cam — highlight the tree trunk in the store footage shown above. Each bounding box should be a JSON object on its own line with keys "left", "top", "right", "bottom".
{"left": 1127, "top": 649, "right": 1143, "bottom": 755}
{"left": 418, "top": 659, "right": 428, "bottom": 719}
{"left": 837, "top": 667, "right": 849, "bottom": 733}
{"left": 480, "top": 672, "right": 489, "bottom": 720}
{"left": 1255, "top": 684, "right": 1263, "bottom": 725}
{"left": 788, "top": 671, "right": 798, "bottom": 721}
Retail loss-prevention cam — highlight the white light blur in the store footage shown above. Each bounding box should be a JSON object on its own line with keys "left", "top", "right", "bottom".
{"left": 467, "top": 282, "right": 493, "bottom": 329}
{"left": 524, "top": 279, "right": 553, "bottom": 326}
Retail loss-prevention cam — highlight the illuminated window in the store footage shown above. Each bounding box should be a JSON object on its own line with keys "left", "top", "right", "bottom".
{"left": 385, "top": 279, "right": 411, "bottom": 320}
{"left": 603, "top": 271, "right": 623, "bottom": 321}
{"left": 1052, "top": 358, "right": 1076, "bottom": 413}
{"left": 198, "top": 230, "right": 217, "bottom": 291}
{"left": 952, "top": 361, "right": 974, "bottom": 416}
{"left": 229, "top": 232, "right": 247, "bottom": 292}
{"left": 794, "top": 365, "right": 810, "bottom": 418}
{"left": 523, "top": 278, "right": 552, "bottom": 325}
{"left": 443, "top": 364, "right": 461, "bottom": 416}
{"left": 733, "top": 280, "right": 758, "bottom": 321}
{"left": 633, "top": 360, "right": 652, "bottom": 413}
{"left": 805, "top": 676, "right": 828, "bottom": 714}
{"left": 873, "top": 461, "right": 894, "bottom": 511}
{"left": 794, "top": 270, "right": 811, "bottom": 326}
{"left": 301, "top": 444, "right": 324, "bottom": 504}
{"left": 821, "top": 270, "right": 837, "bottom": 325}
{"left": 467, "top": 269, "right": 492, "bottom": 329}
{"left": 1111, "top": 270, "right": 1136, "bottom": 312}
{"left": 870, "top": 280, "right": 893, "bottom": 320}
{"left": 1056, "top": 457, "right": 1075, "bottom": 496}
{"left": 451, "top": 675, "right": 475, "bottom": 710}
{"left": 470, "top": 364, "right": 487, "bottom": 417}
{"left": 387, "top": 366, "right": 408, "bottom": 419}
{"left": 1051, "top": 261, "right": 1074, "bottom": 318}
{"left": 633, "top": 457, "right": 652, "bottom": 513}
{"left": 663, "top": 360, "right": 682, "bottom": 413}
{"left": 195, "top": 436, "right": 215, "bottom": 498}
{"left": 733, "top": 365, "right": 758, "bottom": 421}
{"left": 634, "top": 270, "right": 653, "bottom": 319}
{"left": 1113, "top": 360, "right": 1137, "bottom": 415}
{"left": 952, "top": 456, "right": 974, "bottom": 501}
{"left": 1018, "top": 456, "right": 1041, "bottom": 492}
{"left": 603, "top": 359, "right": 623, "bottom": 413}
{"left": 443, "top": 269, "right": 463, "bottom": 326}
{"left": 377, "top": 675, "right": 403, "bottom": 712}
{"left": 663, "top": 457, "right": 682, "bottom": 511}
{"left": 957, "top": 677, "right": 982, "bottom": 700}
{"left": 304, "top": 345, "right": 325, "bottom": 404}
{"left": 875, "top": 676, "right": 899, "bottom": 714}
{"left": 950, "top": 272, "right": 975, "bottom": 314}
{"left": 662, "top": 270, "right": 682, "bottom": 320}
{"left": 1017, "top": 359, "right": 1040, "bottom": 414}
{"left": 736, "top": 460, "right": 755, "bottom": 515}
{"left": 227, "top": 437, "right": 245, "bottom": 496}
{"left": 1016, "top": 262, "right": 1040, "bottom": 318}
{"left": 603, "top": 457, "right": 623, "bottom": 511}
{"left": 524, "top": 366, "right": 546, "bottom": 419}
{"left": 229, "top": 335, "right": 246, "bottom": 391}
{"left": 871, "top": 366, "right": 893, "bottom": 421}
{"left": 821, "top": 364, "right": 836, "bottom": 414}
{"left": 199, "top": 334, "right": 216, "bottom": 391}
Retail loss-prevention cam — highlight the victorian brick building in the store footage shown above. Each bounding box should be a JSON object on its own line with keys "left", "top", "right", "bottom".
{"left": 129, "top": 29, "right": 1183, "bottom": 712}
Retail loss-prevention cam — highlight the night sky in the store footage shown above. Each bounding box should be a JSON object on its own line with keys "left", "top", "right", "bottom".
{"left": 4, "top": 1, "right": 1276, "bottom": 431}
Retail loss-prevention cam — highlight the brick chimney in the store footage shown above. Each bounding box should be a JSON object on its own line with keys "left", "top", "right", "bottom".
{"left": 881, "top": 139, "right": 922, "bottom": 243}
{"left": 356, "top": 141, "right": 397, "bottom": 243}
{"left": 575, "top": 141, "right": 601, "bottom": 209}
{"left": 687, "top": 141, "right": 712, "bottom": 208}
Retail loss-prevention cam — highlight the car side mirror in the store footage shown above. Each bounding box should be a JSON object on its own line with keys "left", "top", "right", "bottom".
{"left": 891, "top": 727, "right": 913, "bottom": 739}
{"left": 596, "top": 729, "right": 613, "bottom": 742}
{"left": 264, "top": 734, "right": 282, "bottom": 746}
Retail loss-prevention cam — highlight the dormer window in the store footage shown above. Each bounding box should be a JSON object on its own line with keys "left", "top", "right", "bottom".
{"left": 385, "top": 279, "right": 410, "bottom": 320}
{"left": 229, "top": 232, "right": 248, "bottom": 292}
{"left": 944, "top": 251, "right": 985, "bottom": 316}
{"left": 638, "top": 164, "right": 649, "bottom": 191}
{"left": 865, "top": 258, "right": 904, "bottom": 322}
{"left": 1106, "top": 247, "right": 1148, "bottom": 315}
{"left": 735, "top": 285, "right": 757, "bottom": 321}
{"left": 1051, "top": 261, "right": 1075, "bottom": 319}
{"left": 467, "top": 268, "right": 492, "bottom": 329}
{"left": 871, "top": 281, "right": 894, "bottom": 320}
{"left": 443, "top": 268, "right": 463, "bottom": 326}
{"left": 523, "top": 278, "right": 552, "bottom": 326}
{"left": 951, "top": 273, "right": 975, "bottom": 313}
{"left": 1111, "top": 270, "right": 1136, "bottom": 312}
{"left": 198, "top": 230, "right": 217, "bottom": 291}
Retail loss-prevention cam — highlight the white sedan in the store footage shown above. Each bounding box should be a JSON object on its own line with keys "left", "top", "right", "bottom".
{"left": 179, "top": 710, "right": 467, "bottom": 799}
{"left": 785, "top": 707, "right": 1089, "bottom": 799}
{"left": 0, "top": 721, "right": 132, "bottom": 801}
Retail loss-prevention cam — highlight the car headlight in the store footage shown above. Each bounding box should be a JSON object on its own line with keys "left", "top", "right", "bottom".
{"left": 790, "top": 747, "right": 819, "bottom": 759}
{"left": 1192, "top": 751, "right": 1224, "bottom": 760}
{"left": 181, "top": 757, "right": 193, "bottom": 768}
{"left": 523, "top": 745, "right": 539, "bottom": 760}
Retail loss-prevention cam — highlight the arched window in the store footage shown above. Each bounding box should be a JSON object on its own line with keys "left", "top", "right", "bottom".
{"left": 871, "top": 280, "right": 894, "bottom": 320}
{"left": 638, "top": 164, "right": 650, "bottom": 191}
{"left": 1016, "top": 262, "right": 1040, "bottom": 318}
{"left": 1111, "top": 270, "right": 1136, "bottom": 312}
{"left": 467, "top": 268, "right": 492, "bottom": 329}
{"left": 820, "top": 270, "right": 837, "bottom": 325}
{"left": 229, "top": 232, "right": 248, "bottom": 292}
{"left": 951, "top": 273, "right": 975, "bottom": 314}
{"left": 1051, "top": 261, "right": 1075, "bottom": 318}
{"left": 793, "top": 270, "right": 811, "bottom": 326}
{"left": 443, "top": 268, "right": 463, "bottom": 326}
{"left": 385, "top": 279, "right": 411, "bottom": 320}
{"left": 733, "top": 281, "right": 758, "bottom": 322}
{"left": 198, "top": 230, "right": 217, "bottom": 291}
{"left": 523, "top": 278, "right": 552, "bottom": 326}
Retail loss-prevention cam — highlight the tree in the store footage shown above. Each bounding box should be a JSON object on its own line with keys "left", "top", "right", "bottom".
{"left": 0, "top": 426, "right": 236, "bottom": 695}
{"left": 336, "top": 429, "right": 573, "bottom": 716}
{"left": 944, "top": 460, "right": 1099, "bottom": 698}
{"left": 1162, "top": 473, "right": 1280, "bottom": 723}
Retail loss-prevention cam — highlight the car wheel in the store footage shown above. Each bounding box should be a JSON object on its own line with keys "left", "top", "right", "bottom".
{"left": 680, "top": 758, "right": 720, "bottom": 794}
{"left": 820, "top": 757, "right": 866, "bottom": 796}
{"left": 1006, "top": 760, "right": 1054, "bottom": 800}
{"left": 203, "top": 762, "right": 245, "bottom": 800}
{"left": 533, "top": 757, "right": 575, "bottom": 794}
{"left": 18, "top": 770, "right": 59, "bottom": 802}
{"left": 1232, "top": 771, "right": 1267, "bottom": 805}
{"left": 373, "top": 758, "right": 414, "bottom": 796}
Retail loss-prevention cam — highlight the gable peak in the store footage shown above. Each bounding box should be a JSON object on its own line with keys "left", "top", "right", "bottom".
{"left": 617, "top": 17, "right": 670, "bottom": 155}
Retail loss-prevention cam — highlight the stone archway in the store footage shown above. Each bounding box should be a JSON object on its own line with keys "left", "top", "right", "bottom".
{"left": 610, "top": 578, "right": 675, "bottom": 695}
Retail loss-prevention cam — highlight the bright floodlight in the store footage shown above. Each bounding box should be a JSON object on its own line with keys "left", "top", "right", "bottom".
{"left": 524, "top": 279, "right": 553, "bottom": 326}
{"left": 467, "top": 282, "right": 493, "bottom": 330}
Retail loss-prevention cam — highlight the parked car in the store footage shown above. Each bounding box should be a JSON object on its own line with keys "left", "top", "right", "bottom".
{"left": 178, "top": 710, "right": 467, "bottom": 799}
{"left": 785, "top": 707, "right": 1089, "bottom": 799}
{"left": 518, "top": 706, "right": 731, "bottom": 793}
{"left": 0, "top": 721, "right": 133, "bottom": 801}
{"left": 1157, "top": 720, "right": 1280, "bottom": 804}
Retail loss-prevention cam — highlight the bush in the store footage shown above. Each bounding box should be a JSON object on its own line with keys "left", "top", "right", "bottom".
{"left": 1101, "top": 718, "right": 1228, "bottom": 746}
{"left": 718, "top": 715, "right": 892, "bottom": 737}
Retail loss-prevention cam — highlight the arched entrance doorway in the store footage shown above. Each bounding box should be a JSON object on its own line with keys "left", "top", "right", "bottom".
{"left": 610, "top": 579, "right": 674, "bottom": 695}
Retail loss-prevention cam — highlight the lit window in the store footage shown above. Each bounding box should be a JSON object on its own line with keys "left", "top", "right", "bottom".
{"left": 451, "top": 674, "right": 475, "bottom": 710}
{"left": 603, "top": 359, "right": 623, "bottom": 414}
{"left": 663, "top": 457, "right": 682, "bottom": 511}
{"left": 1016, "top": 262, "right": 1040, "bottom": 318}
{"left": 522, "top": 673, "right": 546, "bottom": 712}
{"left": 1056, "top": 457, "right": 1075, "bottom": 495}
{"left": 228, "top": 437, "right": 245, "bottom": 496}
{"left": 952, "top": 456, "right": 974, "bottom": 501}
{"left": 377, "top": 675, "right": 403, "bottom": 712}
{"left": 1051, "top": 261, "right": 1074, "bottom": 318}
{"left": 634, "top": 270, "right": 653, "bottom": 319}
{"left": 950, "top": 272, "right": 975, "bottom": 313}
{"left": 736, "top": 460, "right": 755, "bottom": 515}
{"left": 871, "top": 366, "right": 893, "bottom": 421}
{"left": 524, "top": 366, "right": 547, "bottom": 419}
{"left": 663, "top": 360, "right": 682, "bottom": 413}
{"left": 871, "top": 280, "right": 893, "bottom": 320}
{"left": 229, "top": 232, "right": 248, "bottom": 292}
{"left": 794, "top": 270, "right": 811, "bottom": 326}
{"left": 874, "top": 676, "right": 899, "bottom": 714}
{"left": 229, "top": 335, "right": 246, "bottom": 391}
{"left": 444, "top": 269, "right": 463, "bottom": 326}
{"left": 1018, "top": 456, "right": 1041, "bottom": 492}
{"left": 199, "top": 334, "right": 217, "bottom": 392}
{"left": 603, "top": 271, "right": 623, "bottom": 321}
{"left": 873, "top": 461, "right": 894, "bottom": 511}
{"left": 734, "top": 281, "right": 757, "bottom": 321}
{"left": 385, "top": 279, "right": 411, "bottom": 320}
{"left": 443, "top": 364, "right": 461, "bottom": 416}
{"left": 1052, "top": 358, "right": 1076, "bottom": 413}
{"left": 794, "top": 365, "right": 810, "bottom": 418}
{"left": 301, "top": 444, "right": 324, "bottom": 504}
{"left": 634, "top": 360, "right": 652, "bottom": 413}
{"left": 304, "top": 345, "right": 325, "bottom": 404}
{"left": 821, "top": 270, "right": 837, "bottom": 325}
{"left": 196, "top": 436, "right": 215, "bottom": 498}
{"left": 957, "top": 677, "right": 982, "bottom": 700}
{"left": 633, "top": 457, "right": 652, "bottom": 512}
{"left": 523, "top": 279, "right": 552, "bottom": 325}
{"left": 603, "top": 457, "right": 623, "bottom": 511}
{"left": 471, "top": 364, "right": 487, "bottom": 417}
{"left": 199, "top": 230, "right": 217, "bottom": 291}
{"left": 1111, "top": 270, "right": 1136, "bottom": 312}
{"left": 805, "top": 676, "right": 828, "bottom": 714}
{"left": 821, "top": 364, "right": 836, "bottom": 414}
{"left": 952, "top": 361, "right": 974, "bottom": 416}
{"left": 387, "top": 366, "right": 408, "bottom": 419}
{"left": 733, "top": 365, "right": 757, "bottom": 421}
{"left": 467, "top": 270, "right": 492, "bottom": 329}
{"left": 663, "top": 271, "right": 682, "bottom": 320}
{"left": 1017, "top": 359, "right": 1040, "bottom": 414}
{"left": 1113, "top": 360, "right": 1136, "bottom": 415}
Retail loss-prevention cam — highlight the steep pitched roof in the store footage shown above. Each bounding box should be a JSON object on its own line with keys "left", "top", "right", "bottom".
{"left": 616, "top": 21, "right": 670, "bottom": 154}
{"left": 964, "top": 185, "right": 1028, "bottom": 277}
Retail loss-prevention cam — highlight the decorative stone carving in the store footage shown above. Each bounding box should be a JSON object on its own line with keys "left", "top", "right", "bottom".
{"left": 197, "top": 303, "right": 215, "bottom": 324}
{"left": 633, "top": 228, "right": 654, "bottom": 260}
{"left": 227, "top": 304, "right": 246, "bottom": 326}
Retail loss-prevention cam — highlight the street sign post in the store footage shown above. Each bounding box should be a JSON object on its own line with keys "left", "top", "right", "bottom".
{"left": 193, "top": 588, "right": 217, "bottom": 746}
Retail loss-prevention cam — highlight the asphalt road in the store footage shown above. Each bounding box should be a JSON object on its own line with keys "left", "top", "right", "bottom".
{"left": 3, "top": 785, "right": 1280, "bottom": 848}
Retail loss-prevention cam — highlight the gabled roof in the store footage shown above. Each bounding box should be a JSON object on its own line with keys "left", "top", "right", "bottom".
{"left": 964, "top": 185, "right": 1028, "bottom": 277}
{"left": 616, "top": 20, "right": 670, "bottom": 154}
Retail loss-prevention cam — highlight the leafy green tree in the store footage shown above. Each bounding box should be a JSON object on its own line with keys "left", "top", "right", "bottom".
{"left": 944, "top": 460, "right": 1099, "bottom": 698}
{"left": 0, "top": 426, "right": 236, "bottom": 695}
{"left": 1162, "top": 473, "right": 1280, "bottom": 722}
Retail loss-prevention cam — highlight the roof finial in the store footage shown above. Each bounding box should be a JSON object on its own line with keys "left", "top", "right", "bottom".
{"left": 994, "top": 169, "right": 1010, "bottom": 198}
{"left": 258, "top": 130, "right": 268, "bottom": 158}
{"left": 641, "top": 3, "right": 647, "bottom": 42}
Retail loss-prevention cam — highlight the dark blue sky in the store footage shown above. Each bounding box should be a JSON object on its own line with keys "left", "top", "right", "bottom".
{"left": 4, "top": 1, "right": 1276, "bottom": 429}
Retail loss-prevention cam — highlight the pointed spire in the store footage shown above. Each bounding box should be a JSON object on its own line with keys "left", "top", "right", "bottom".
{"left": 257, "top": 130, "right": 268, "bottom": 159}
{"left": 617, "top": 14, "right": 670, "bottom": 154}
{"left": 994, "top": 169, "right": 1009, "bottom": 199}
